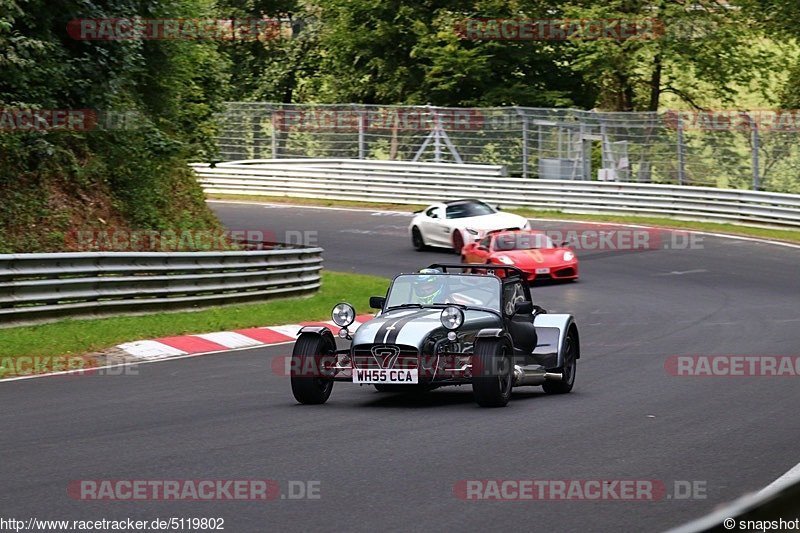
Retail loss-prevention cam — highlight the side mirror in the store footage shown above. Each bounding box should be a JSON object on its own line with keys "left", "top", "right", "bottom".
{"left": 496, "top": 205, "right": 503, "bottom": 211}
{"left": 369, "top": 296, "right": 386, "bottom": 310}
{"left": 513, "top": 301, "right": 533, "bottom": 315}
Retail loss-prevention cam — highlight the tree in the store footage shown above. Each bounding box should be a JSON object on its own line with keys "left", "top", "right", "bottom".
{"left": 561, "top": 0, "right": 786, "bottom": 111}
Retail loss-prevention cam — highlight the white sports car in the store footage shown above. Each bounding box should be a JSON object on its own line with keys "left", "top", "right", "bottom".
{"left": 409, "top": 199, "right": 531, "bottom": 254}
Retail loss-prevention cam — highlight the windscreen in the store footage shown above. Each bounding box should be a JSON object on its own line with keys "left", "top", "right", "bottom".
{"left": 445, "top": 201, "right": 496, "bottom": 219}
{"left": 386, "top": 274, "right": 501, "bottom": 312}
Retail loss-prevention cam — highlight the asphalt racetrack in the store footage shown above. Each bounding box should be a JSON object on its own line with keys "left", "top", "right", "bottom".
{"left": 2, "top": 200, "right": 799, "bottom": 532}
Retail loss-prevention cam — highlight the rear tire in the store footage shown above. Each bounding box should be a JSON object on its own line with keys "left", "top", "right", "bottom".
{"left": 452, "top": 231, "right": 464, "bottom": 255}
{"left": 411, "top": 227, "right": 427, "bottom": 251}
{"left": 542, "top": 328, "right": 578, "bottom": 394}
{"left": 291, "top": 333, "right": 335, "bottom": 404}
{"left": 472, "top": 339, "right": 513, "bottom": 407}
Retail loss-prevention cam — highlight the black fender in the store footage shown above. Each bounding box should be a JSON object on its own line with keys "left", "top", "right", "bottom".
{"left": 296, "top": 326, "right": 336, "bottom": 346}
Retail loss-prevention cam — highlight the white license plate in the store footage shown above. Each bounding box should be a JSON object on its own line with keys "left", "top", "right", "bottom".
{"left": 353, "top": 368, "right": 419, "bottom": 384}
{"left": 535, "top": 267, "right": 551, "bottom": 274}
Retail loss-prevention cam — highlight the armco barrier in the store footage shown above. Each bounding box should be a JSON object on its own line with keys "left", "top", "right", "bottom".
{"left": 0, "top": 246, "right": 323, "bottom": 326}
{"left": 667, "top": 474, "right": 800, "bottom": 532}
{"left": 192, "top": 160, "right": 800, "bottom": 229}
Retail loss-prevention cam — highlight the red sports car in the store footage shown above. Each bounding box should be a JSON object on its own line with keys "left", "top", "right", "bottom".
{"left": 461, "top": 229, "right": 579, "bottom": 282}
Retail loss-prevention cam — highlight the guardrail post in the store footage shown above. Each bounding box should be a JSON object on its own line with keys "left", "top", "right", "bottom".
{"left": 676, "top": 114, "right": 685, "bottom": 186}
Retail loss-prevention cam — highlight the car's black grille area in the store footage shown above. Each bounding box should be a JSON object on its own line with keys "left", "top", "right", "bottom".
{"left": 352, "top": 344, "right": 419, "bottom": 370}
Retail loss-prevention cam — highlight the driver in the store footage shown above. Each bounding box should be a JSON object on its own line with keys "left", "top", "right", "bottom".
{"left": 412, "top": 270, "right": 446, "bottom": 305}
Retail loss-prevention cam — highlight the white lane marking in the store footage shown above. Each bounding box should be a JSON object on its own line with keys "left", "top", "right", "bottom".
{"left": 118, "top": 340, "right": 187, "bottom": 359}
{"left": 268, "top": 324, "right": 304, "bottom": 338}
{"left": 196, "top": 331, "right": 262, "bottom": 349}
{"left": 655, "top": 269, "right": 708, "bottom": 276}
{"left": 760, "top": 462, "right": 800, "bottom": 495}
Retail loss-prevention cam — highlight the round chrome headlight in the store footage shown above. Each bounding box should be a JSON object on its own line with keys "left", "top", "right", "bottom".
{"left": 440, "top": 306, "right": 465, "bottom": 330}
{"left": 331, "top": 303, "right": 356, "bottom": 327}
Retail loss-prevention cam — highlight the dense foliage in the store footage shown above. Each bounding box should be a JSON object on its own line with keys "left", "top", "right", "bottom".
{"left": 0, "top": 0, "right": 226, "bottom": 252}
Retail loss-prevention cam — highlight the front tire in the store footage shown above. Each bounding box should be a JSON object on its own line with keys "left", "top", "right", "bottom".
{"left": 291, "top": 333, "right": 335, "bottom": 404}
{"left": 542, "top": 328, "right": 578, "bottom": 394}
{"left": 472, "top": 339, "right": 513, "bottom": 407}
{"left": 452, "top": 231, "right": 464, "bottom": 255}
{"left": 411, "top": 227, "right": 427, "bottom": 251}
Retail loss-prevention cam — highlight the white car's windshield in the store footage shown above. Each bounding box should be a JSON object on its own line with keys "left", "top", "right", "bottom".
{"left": 385, "top": 274, "right": 501, "bottom": 312}
{"left": 445, "top": 201, "right": 496, "bottom": 219}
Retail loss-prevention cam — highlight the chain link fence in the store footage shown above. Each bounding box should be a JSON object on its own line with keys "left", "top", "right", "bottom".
{"left": 214, "top": 103, "right": 800, "bottom": 193}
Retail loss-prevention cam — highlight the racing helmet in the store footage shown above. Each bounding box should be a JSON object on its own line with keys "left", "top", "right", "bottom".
{"left": 413, "top": 269, "right": 445, "bottom": 305}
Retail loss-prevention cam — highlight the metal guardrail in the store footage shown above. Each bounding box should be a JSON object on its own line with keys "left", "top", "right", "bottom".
{"left": 192, "top": 160, "right": 800, "bottom": 229}
{"left": 667, "top": 474, "right": 800, "bottom": 532}
{"left": 0, "top": 246, "right": 323, "bottom": 326}
{"left": 216, "top": 158, "right": 508, "bottom": 177}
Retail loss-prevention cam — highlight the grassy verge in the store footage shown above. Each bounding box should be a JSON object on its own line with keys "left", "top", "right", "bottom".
{"left": 207, "top": 193, "right": 426, "bottom": 212}
{"left": 0, "top": 271, "right": 389, "bottom": 367}
{"left": 208, "top": 194, "right": 800, "bottom": 244}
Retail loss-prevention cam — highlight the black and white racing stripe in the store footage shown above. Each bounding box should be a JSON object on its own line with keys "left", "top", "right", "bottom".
{"left": 373, "top": 309, "right": 440, "bottom": 344}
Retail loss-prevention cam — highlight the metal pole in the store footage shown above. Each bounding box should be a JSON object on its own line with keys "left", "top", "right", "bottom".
{"left": 358, "top": 109, "right": 365, "bottom": 160}
{"left": 752, "top": 121, "right": 760, "bottom": 190}
{"left": 676, "top": 114, "right": 685, "bottom": 186}
{"left": 433, "top": 108, "right": 441, "bottom": 163}
{"left": 579, "top": 123, "right": 589, "bottom": 180}
{"left": 271, "top": 110, "right": 278, "bottom": 159}
{"left": 519, "top": 109, "right": 529, "bottom": 178}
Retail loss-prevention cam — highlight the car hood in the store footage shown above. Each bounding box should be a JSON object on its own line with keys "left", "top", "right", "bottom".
{"left": 352, "top": 308, "right": 501, "bottom": 351}
{"left": 493, "top": 248, "right": 569, "bottom": 266}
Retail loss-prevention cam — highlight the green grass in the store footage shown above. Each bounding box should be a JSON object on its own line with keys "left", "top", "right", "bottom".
{"left": 0, "top": 271, "right": 389, "bottom": 368}
{"left": 209, "top": 194, "right": 800, "bottom": 244}
{"left": 207, "top": 193, "right": 426, "bottom": 212}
